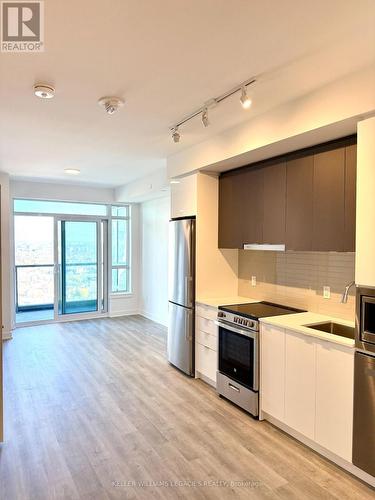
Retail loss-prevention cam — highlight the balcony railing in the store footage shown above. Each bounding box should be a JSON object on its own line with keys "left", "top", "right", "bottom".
{"left": 15, "top": 263, "right": 97, "bottom": 312}
{"left": 15, "top": 264, "right": 54, "bottom": 312}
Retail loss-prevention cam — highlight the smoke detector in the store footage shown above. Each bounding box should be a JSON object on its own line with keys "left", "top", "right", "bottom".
{"left": 98, "top": 96, "right": 124, "bottom": 115}
{"left": 34, "top": 84, "right": 55, "bottom": 99}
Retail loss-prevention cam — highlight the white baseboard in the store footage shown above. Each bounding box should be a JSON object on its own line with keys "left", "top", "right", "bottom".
{"left": 140, "top": 310, "right": 168, "bottom": 327}
{"left": 109, "top": 309, "right": 140, "bottom": 318}
{"left": 2, "top": 330, "right": 13, "bottom": 340}
{"left": 263, "top": 412, "right": 375, "bottom": 488}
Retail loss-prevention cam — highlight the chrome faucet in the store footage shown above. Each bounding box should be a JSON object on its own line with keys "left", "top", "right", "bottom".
{"left": 341, "top": 280, "right": 355, "bottom": 304}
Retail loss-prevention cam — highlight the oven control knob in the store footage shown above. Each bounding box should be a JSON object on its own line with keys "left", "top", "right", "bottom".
{"left": 217, "top": 311, "right": 226, "bottom": 318}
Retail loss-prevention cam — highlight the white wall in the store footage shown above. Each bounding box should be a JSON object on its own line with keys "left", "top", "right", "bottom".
{"left": 355, "top": 116, "right": 375, "bottom": 287}
{"left": 11, "top": 179, "right": 115, "bottom": 203}
{"left": 0, "top": 173, "right": 12, "bottom": 339}
{"left": 115, "top": 167, "right": 168, "bottom": 203}
{"left": 167, "top": 65, "right": 375, "bottom": 178}
{"left": 139, "top": 196, "right": 169, "bottom": 326}
{"left": 196, "top": 173, "right": 238, "bottom": 299}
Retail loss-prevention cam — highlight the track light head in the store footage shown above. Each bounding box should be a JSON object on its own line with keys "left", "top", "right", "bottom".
{"left": 201, "top": 107, "right": 209, "bottom": 128}
{"left": 171, "top": 127, "right": 180, "bottom": 143}
{"left": 240, "top": 86, "right": 252, "bottom": 109}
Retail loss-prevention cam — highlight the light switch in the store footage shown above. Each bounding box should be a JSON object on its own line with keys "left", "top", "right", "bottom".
{"left": 251, "top": 276, "right": 257, "bottom": 286}
{"left": 323, "top": 286, "right": 331, "bottom": 299}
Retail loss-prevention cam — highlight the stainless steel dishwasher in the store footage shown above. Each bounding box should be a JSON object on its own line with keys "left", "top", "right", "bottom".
{"left": 353, "top": 286, "right": 375, "bottom": 476}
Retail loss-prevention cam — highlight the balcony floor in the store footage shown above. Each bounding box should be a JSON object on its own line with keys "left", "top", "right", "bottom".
{"left": 16, "top": 309, "right": 54, "bottom": 324}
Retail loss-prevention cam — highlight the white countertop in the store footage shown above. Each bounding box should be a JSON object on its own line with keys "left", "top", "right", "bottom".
{"left": 196, "top": 296, "right": 259, "bottom": 308}
{"left": 260, "top": 312, "right": 355, "bottom": 348}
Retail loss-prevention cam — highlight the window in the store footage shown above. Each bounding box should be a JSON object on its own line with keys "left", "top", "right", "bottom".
{"left": 111, "top": 206, "right": 130, "bottom": 293}
{"left": 13, "top": 199, "right": 131, "bottom": 296}
{"left": 14, "top": 199, "right": 107, "bottom": 216}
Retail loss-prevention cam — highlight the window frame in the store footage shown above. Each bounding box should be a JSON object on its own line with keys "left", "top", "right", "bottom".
{"left": 13, "top": 198, "right": 132, "bottom": 296}
{"left": 109, "top": 205, "right": 131, "bottom": 294}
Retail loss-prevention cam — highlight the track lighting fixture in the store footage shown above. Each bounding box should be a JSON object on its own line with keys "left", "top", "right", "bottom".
{"left": 170, "top": 76, "right": 256, "bottom": 143}
{"left": 240, "top": 86, "right": 252, "bottom": 109}
{"left": 201, "top": 107, "right": 209, "bottom": 127}
{"left": 171, "top": 127, "right": 180, "bottom": 143}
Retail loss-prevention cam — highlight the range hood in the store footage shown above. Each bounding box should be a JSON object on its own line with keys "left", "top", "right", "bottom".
{"left": 243, "top": 244, "right": 285, "bottom": 251}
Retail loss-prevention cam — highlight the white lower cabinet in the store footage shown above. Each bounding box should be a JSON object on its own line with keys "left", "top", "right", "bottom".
{"left": 315, "top": 340, "right": 354, "bottom": 462}
{"left": 284, "top": 331, "right": 316, "bottom": 439}
{"left": 195, "top": 343, "right": 217, "bottom": 382}
{"left": 261, "top": 325, "right": 285, "bottom": 420}
{"left": 195, "top": 305, "right": 218, "bottom": 386}
{"left": 260, "top": 324, "right": 354, "bottom": 462}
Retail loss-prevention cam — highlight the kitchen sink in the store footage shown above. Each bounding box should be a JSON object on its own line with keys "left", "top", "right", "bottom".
{"left": 303, "top": 321, "right": 355, "bottom": 339}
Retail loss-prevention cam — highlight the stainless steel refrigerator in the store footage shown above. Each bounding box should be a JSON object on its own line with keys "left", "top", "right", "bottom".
{"left": 168, "top": 217, "right": 195, "bottom": 376}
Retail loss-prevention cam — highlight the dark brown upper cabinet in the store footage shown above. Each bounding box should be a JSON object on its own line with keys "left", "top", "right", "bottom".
{"left": 344, "top": 144, "right": 357, "bottom": 252}
{"left": 263, "top": 162, "right": 286, "bottom": 244}
{"left": 242, "top": 167, "right": 264, "bottom": 245}
{"left": 312, "top": 147, "right": 346, "bottom": 251}
{"left": 286, "top": 155, "right": 314, "bottom": 251}
{"left": 218, "top": 171, "right": 244, "bottom": 248}
{"left": 218, "top": 137, "right": 356, "bottom": 252}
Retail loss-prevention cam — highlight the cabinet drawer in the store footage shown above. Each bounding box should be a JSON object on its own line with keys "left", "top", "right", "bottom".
{"left": 196, "top": 304, "right": 217, "bottom": 321}
{"left": 196, "top": 316, "right": 217, "bottom": 336}
{"left": 196, "top": 343, "right": 217, "bottom": 382}
{"left": 196, "top": 329, "right": 217, "bottom": 351}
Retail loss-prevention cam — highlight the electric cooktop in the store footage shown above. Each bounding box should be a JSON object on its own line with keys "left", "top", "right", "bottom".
{"left": 218, "top": 301, "right": 305, "bottom": 320}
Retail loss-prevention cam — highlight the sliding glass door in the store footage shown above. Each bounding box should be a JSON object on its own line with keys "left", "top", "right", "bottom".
{"left": 56, "top": 219, "right": 107, "bottom": 318}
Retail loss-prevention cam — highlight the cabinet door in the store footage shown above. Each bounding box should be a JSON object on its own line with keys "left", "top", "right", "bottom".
{"left": 195, "top": 343, "right": 217, "bottom": 383}
{"left": 242, "top": 167, "right": 263, "bottom": 244}
{"left": 263, "top": 162, "right": 286, "bottom": 244}
{"left": 344, "top": 144, "right": 357, "bottom": 252}
{"left": 218, "top": 172, "right": 243, "bottom": 248}
{"left": 285, "top": 331, "right": 316, "bottom": 439}
{"left": 170, "top": 174, "right": 197, "bottom": 218}
{"left": 312, "top": 148, "right": 345, "bottom": 251}
{"left": 285, "top": 156, "right": 313, "bottom": 250}
{"left": 315, "top": 341, "right": 354, "bottom": 461}
{"left": 261, "top": 324, "right": 285, "bottom": 420}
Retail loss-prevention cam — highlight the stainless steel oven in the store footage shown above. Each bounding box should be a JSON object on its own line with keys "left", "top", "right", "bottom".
{"left": 216, "top": 317, "right": 259, "bottom": 416}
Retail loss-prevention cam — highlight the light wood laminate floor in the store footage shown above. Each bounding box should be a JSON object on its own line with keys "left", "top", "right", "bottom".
{"left": 0, "top": 316, "right": 373, "bottom": 500}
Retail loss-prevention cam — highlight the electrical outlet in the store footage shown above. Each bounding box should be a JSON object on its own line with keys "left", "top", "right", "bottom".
{"left": 251, "top": 276, "right": 257, "bottom": 286}
{"left": 323, "top": 286, "right": 331, "bottom": 299}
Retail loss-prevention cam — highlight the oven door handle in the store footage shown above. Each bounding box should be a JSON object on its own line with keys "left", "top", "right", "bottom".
{"left": 215, "top": 320, "right": 257, "bottom": 340}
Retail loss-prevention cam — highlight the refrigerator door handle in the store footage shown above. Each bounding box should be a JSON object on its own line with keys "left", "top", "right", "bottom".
{"left": 185, "top": 309, "right": 192, "bottom": 341}
{"left": 185, "top": 276, "right": 193, "bottom": 306}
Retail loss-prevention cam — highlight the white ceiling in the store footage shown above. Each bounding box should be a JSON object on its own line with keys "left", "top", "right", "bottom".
{"left": 0, "top": 0, "right": 374, "bottom": 187}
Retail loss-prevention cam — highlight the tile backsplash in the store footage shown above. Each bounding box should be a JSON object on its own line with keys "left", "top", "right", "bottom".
{"left": 238, "top": 250, "right": 355, "bottom": 320}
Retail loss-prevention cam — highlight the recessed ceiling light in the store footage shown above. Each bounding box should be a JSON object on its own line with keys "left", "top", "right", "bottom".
{"left": 170, "top": 180, "right": 180, "bottom": 184}
{"left": 34, "top": 84, "right": 55, "bottom": 99}
{"left": 64, "top": 168, "right": 80, "bottom": 176}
